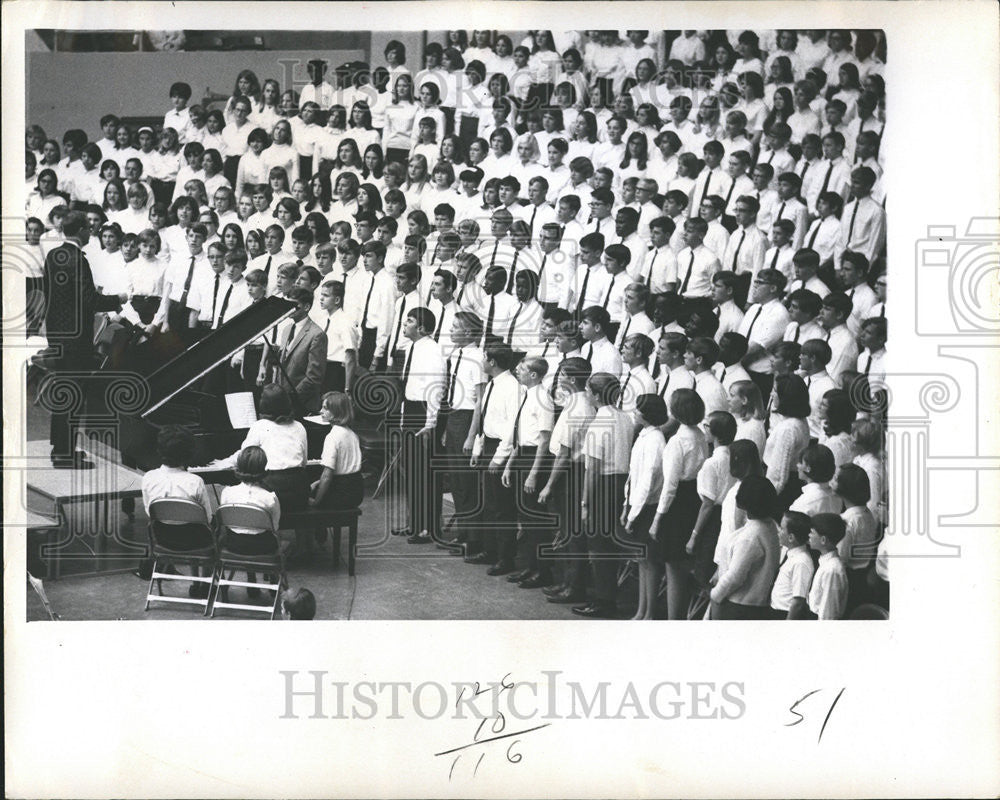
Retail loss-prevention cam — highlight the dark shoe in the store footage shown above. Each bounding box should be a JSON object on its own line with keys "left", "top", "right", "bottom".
{"left": 51, "top": 451, "right": 95, "bottom": 470}
{"left": 463, "top": 551, "right": 491, "bottom": 565}
{"left": 487, "top": 561, "right": 516, "bottom": 576}
{"left": 519, "top": 573, "right": 552, "bottom": 589}
{"left": 407, "top": 531, "right": 432, "bottom": 544}
{"left": 571, "top": 603, "right": 616, "bottom": 619}
{"left": 436, "top": 535, "right": 466, "bottom": 549}
{"left": 506, "top": 568, "right": 533, "bottom": 583}
{"left": 391, "top": 526, "right": 411, "bottom": 537}
{"left": 542, "top": 583, "right": 569, "bottom": 598}
{"left": 546, "top": 588, "right": 588, "bottom": 604}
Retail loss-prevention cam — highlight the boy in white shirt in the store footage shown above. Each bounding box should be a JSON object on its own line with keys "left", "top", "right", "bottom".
{"left": 164, "top": 82, "right": 193, "bottom": 143}
{"left": 770, "top": 511, "right": 815, "bottom": 619}
{"left": 317, "top": 280, "right": 358, "bottom": 393}
{"left": 797, "top": 339, "right": 837, "bottom": 442}
{"left": 787, "top": 288, "right": 829, "bottom": 345}
{"left": 807, "top": 513, "right": 850, "bottom": 620}
{"left": 711, "top": 270, "right": 745, "bottom": 342}
{"left": 856, "top": 317, "right": 887, "bottom": 388}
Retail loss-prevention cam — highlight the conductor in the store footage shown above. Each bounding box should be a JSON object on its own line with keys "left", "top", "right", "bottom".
{"left": 42, "top": 210, "right": 126, "bottom": 469}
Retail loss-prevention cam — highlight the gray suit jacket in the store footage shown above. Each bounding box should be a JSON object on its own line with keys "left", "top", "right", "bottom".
{"left": 270, "top": 317, "right": 327, "bottom": 414}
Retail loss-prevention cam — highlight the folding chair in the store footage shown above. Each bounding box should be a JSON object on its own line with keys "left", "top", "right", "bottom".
{"left": 212, "top": 504, "right": 288, "bottom": 619}
{"left": 145, "top": 498, "right": 217, "bottom": 615}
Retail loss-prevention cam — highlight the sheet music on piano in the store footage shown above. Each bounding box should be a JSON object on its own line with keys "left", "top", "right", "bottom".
{"left": 224, "top": 392, "right": 258, "bottom": 429}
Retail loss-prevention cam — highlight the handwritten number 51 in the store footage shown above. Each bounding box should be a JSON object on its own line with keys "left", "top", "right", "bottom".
{"left": 785, "top": 688, "right": 846, "bottom": 743}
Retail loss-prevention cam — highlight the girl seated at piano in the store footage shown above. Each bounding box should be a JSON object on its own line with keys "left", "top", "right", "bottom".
{"left": 310, "top": 391, "right": 364, "bottom": 510}
{"left": 213, "top": 383, "right": 309, "bottom": 512}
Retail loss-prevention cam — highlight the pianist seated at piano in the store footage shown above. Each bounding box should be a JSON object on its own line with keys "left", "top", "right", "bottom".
{"left": 210, "top": 384, "right": 310, "bottom": 512}
{"left": 309, "top": 391, "right": 365, "bottom": 510}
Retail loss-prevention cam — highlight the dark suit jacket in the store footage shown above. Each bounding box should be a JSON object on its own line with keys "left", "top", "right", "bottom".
{"left": 43, "top": 241, "right": 122, "bottom": 356}
{"left": 270, "top": 317, "right": 327, "bottom": 414}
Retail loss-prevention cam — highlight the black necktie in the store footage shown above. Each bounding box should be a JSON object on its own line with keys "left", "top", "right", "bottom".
{"left": 618, "top": 374, "right": 630, "bottom": 408}
{"left": 807, "top": 222, "right": 821, "bottom": 249}
{"left": 745, "top": 305, "right": 763, "bottom": 340}
{"left": 263, "top": 254, "right": 272, "bottom": 282}
{"left": 731, "top": 230, "right": 746, "bottom": 270}
{"left": 218, "top": 282, "right": 234, "bottom": 326}
{"left": 863, "top": 352, "right": 872, "bottom": 376}
{"left": 847, "top": 200, "right": 860, "bottom": 242}
{"left": 618, "top": 316, "right": 631, "bottom": 349}
{"left": 400, "top": 342, "right": 414, "bottom": 391}
{"left": 700, "top": 169, "right": 712, "bottom": 206}
{"left": 485, "top": 295, "right": 496, "bottom": 339}
{"left": 431, "top": 239, "right": 441, "bottom": 263}
{"left": 602, "top": 278, "right": 614, "bottom": 309}
{"left": 770, "top": 247, "right": 781, "bottom": 270}
{"left": 645, "top": 247, "right": 656, "bottom": 287}
{"left": 445, "top": 348, "right": 463, "bottom": 406}
{"left": 179, "top": 255, "right": 196, "bottom": 308}
{"left": 324, "top": 316, "right": 331, "bottom": 333}
{"left": 799, "top": 160, "right": 809, "bottom": 179}
{"left": 528, "top": 206, "right": 538, "bottom": 236}
{"left": 434, "top": 305, "right": 446, "bottom": 341}
{"left": 507, "top": 303, "right": 523, "bottom": 343}
{"left": 537, "top": 254, "right": 547, "bottom": 293}
{"left": 361, "top": 274, "right": 375, "bottom": 327}
{"left": 658, "top": 371, "right": 669, "bottom": 397}
{"left": 512, "top": 392, "right": 528, "bottom": 446}
{"left": 879, "top": 304, "right": 885, "bottom": 319}
{"left": 719, "top": 366, "right": 727, "bottom": 382}
{"left": 680, "top": 250, "right": 695, "bottom": 294}
{"left": 792, "top": 322, "right": 800, "bottom": 342}
{"left": 478, "top": 379, "right": 495, "bottom": 435}
{"left": 723, "top": 179, "right": 737, "bottom": 211}
{"left": 820, "top": 161, "right": 834, "bottom": 195}
{"left": 210, "top": 273, "right": 221, "bottom": 321}
{"left": 282, "top": 322, "right": 296, "bottom": 360}
{"left": 775, "top": 201, "right": 786, "bottom": 222}
{"left": 576, "top": 269, "right": 592, "bottom": 314}
{"left": 506, "top": 250, "right": 519, "bottom": 293}
{"left": 391, "top": 296, "right": 407, "bottom": 353}
{"left": 490, "top": 240, "right": 500, "bottom": 268}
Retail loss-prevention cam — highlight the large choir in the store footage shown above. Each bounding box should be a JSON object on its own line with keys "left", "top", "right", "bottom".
{"left": 26, "top": 28, "right": 889, "bottom": 619}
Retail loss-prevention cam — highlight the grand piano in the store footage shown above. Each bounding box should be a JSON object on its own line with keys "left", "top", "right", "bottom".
{"left": 116, "top": 296, "right": 326, "bottom": 471}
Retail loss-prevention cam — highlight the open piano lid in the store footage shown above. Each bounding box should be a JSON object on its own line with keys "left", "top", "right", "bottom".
{"left": 142, "top": 295, "right": 296, "bottom": 417}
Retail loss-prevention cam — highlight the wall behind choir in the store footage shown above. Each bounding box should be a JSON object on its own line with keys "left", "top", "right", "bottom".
{"left": 25, "top": 46, "right": 373, "bottom": 141}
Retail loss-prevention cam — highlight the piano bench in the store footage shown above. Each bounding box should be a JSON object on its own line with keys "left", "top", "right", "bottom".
{"left": 280, "top": 508, "right": 361, "bottom": 576}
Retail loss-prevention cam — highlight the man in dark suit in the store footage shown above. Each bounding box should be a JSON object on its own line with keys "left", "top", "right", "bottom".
{"left": 259, "top": 286, "right": 326, "bottom": 414}
{"left": 42, "top": 211, "right": 125, "bottom": 469}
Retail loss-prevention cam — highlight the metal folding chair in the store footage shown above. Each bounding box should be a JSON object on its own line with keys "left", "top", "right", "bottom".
{"left": 212, "top": 504, "right": 288, "bottom": 619}
{"left": 145, "top": 498, "right": 217, "bottom": 615}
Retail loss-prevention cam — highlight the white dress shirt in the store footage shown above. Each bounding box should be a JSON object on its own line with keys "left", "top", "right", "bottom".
{"left": 478, "top": 370, "right": 521, "bottom": 441}
{"left": 675, "top": 244, "right": 720, "bottom": 299}
{"left": 846, "top": 282, "right": 878, "bottom": 336}
{"left": 837, "top": 196, "right": 886, "bottom": 266}
{"left": 723, "top": 224, "right": 768, "bottom": 279}
{"left": 320, "top": 309, "right": 360, "bottom": 362}
{"left": 763, "top": 415, "right": 810, "bottom": 493}
{"left": 808, "top": 551, "right": 849, "bottom": 620}
{"left": 694, "top": 370, "right": 729, "bottom": 419}
{"left": 446, "top": 344, "right": 485, "bottom": 411}
{"left": 802, "top": 369, "right": 836, "bottom": 441}
{"left": 825, "top": 324, "right": 859, "bottom": 386}
{"left": 585, "top": 337, "right": 623, "bottom": 378}
{"left": 494, "top": 384, "right": 555, "bottom": 463}
{"left": 712, "top": 518, "right": 781, "bottom": 607}
{"left": 714, "top": 300, "right": 745, "bottom": 341}
{"left": 624, "top": 426, "right": 666, "bottom": 521}
{"left": 739, "top": 299, "right": 791, "bottom": 372}
{"left": 584, "top": 406, "right": 636, "bottom": 475}
{"left": 789, "top": 481, "right": 843, "bottom": 516}
{"left": 644, "top": 245, "right": 679, "bottom": 293}
{"left": 656, "top": 423, "right": 708, "bottom": 514}
{"left": 401, "top": 335, "right": 446, "bottom": 428}
{"left": 770, "top": 545, "right": 816, "bottom": 612}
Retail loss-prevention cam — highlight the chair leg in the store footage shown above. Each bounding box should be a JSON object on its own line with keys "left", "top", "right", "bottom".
{"left": 348, "top": 523, "right": 357, "bottom": 577}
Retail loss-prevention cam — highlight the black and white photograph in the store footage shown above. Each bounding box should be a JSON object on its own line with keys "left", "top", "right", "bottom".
{"left": 18, "top": 24, "right": 892, "bottom": 623}
{"left": 3, "top": 2, "right": 998, "bottom": 797}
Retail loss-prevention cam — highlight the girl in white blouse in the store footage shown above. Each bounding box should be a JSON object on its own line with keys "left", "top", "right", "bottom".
{"left": 851, "top": 416, "right": 886, "bottom": 526}
{"left": 763, "top": 374, "right": 811, "bottom": 512}
{"left": 621, "top": 394, "right": 668, "bottom": 620}
{"left": 819, "top": 388, "right": 859, "bottom": 467}
{"left": 219, "top": 445, "right": 282, "bottom": 554}
{"left": 728, "top": 380, "right": 768, "bottom": 454}
{"left": 651, "top": 388, "right": 709, "bottom": 620}
{"left": 310, "top": 392, "right": 364, "bottom": 510}
{"left": 214, "top": 384, "right": 309, "bottom": 511}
